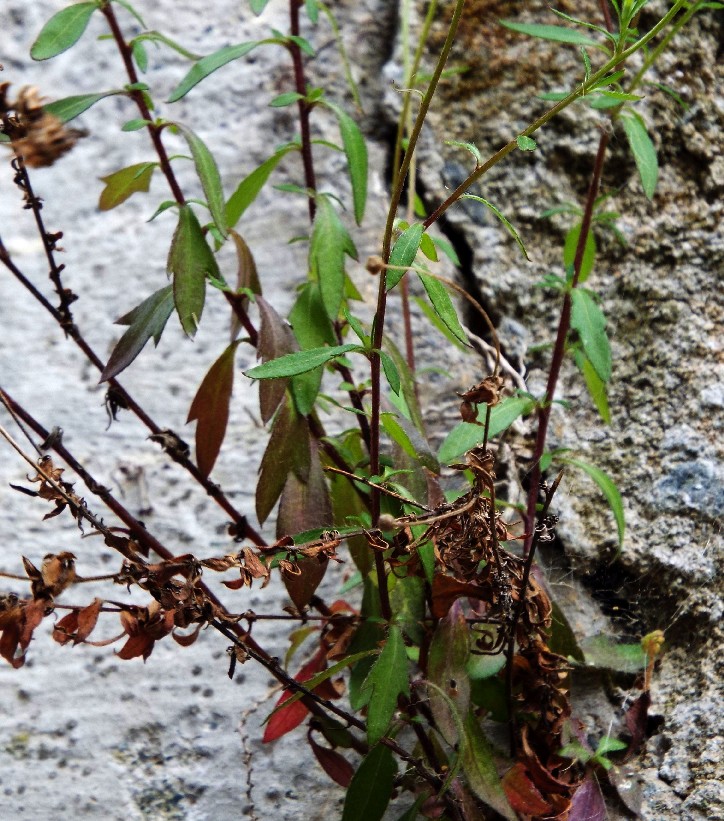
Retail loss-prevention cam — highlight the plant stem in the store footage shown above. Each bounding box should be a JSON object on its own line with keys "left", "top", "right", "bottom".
{"left": 289, "top": 0, "right": 317, "bottom": 222}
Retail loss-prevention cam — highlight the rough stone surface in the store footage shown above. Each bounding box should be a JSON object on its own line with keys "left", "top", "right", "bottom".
{"left": 0, "top": 1, "right": 722, "bottom": 820}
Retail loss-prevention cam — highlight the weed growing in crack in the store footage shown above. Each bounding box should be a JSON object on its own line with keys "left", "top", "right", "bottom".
{"left": 0, "top": 1, "right": 714, "bottom": 818}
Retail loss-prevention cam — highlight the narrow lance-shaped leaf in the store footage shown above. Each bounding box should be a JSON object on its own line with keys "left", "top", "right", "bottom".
{"left": 310, "top": 196, "right": 357, "bottom": 321}
{"left": 167, "top": 42, "right": 261, "bottom": 102}
{"left": 44, "top": 91, "right": 121, "bottom": 124}
{"left": 341, "top": 744, "right": 397, "bottom": 821}
{"left": 386, "top": 223, "right": 423, "bottom": 290}
{"left": 226, "top": 146, "right": 295, "bottom": 228}
{"left": 620, "top": 110, "right": 658, "bottom": 199}
{"left": 187, "top": 341, "right": 240, "bottom": 478}
{"left": 570, "top": 289, "right": 611, "bottom": 382}
{"left": 325, "top": 101, "right": 368, "bottom": 224}
{"left": 461, "top": 194, "right": 529, "bottom": 259}
{"left": 428, "top": 601, "right": 471, "bottom": 746}
{"left": 229, "top": 230, "right": 262, "bottom": 340}
{"left": 100, "top": 286, "right": 174, "bottom": 381}
{"left": 167, "top": 204, "right": 220, "bottom": 336}
{"left": 559, "top": 456, "right": 625, "bottom": 546}
{"left": 564, "top": 222, "right": 596, "bottom": 283}
{"left": 360, "top": 624, "right": 409, "bottom": 746}
{"left": 262, "top": 648, "right": 327, "bottom": 743}
{"left": 175, "top": 125, "right": 228, "bottom": 238}
{"left": 462, "top": 710, "right": 517, "bottom": 820}
{"left": 499, "top": 20, "right": 599, "bottom": 48}
{"left": 417, "top": 271, "right": 468, "bottom": 344}
{"left": 99, "top": 162, "right": 157, "bottom": 211}
{"left": 31, "top": 2, "right": 98, "bottom": 61}
{"left": 573, "top": 348, "right": 611, "bottom": 424}
{"left": 245, "top": 344, "right": 360, "bottom": 380}
{"left": 256, "top": 296, "right": 296, "bottom": 423}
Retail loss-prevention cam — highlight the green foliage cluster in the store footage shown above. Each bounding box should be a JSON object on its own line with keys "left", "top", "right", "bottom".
{"left": 0, "top": 1, "right": 716, "bottom": 819}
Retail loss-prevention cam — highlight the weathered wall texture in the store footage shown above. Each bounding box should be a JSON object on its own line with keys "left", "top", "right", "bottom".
{"left": 0, "top": 0, "right": 721, "bottom": 819}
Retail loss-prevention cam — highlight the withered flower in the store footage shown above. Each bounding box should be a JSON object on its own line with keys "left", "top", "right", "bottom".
{"left": 0, "top": 83, "right": 85, "bottom": 167}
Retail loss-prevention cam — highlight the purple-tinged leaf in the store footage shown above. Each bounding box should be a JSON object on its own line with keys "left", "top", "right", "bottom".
{"left": 569, "top": 772, "right": 606, "bottom": 821}
{"left": 256, "top": 296, "right": 297, "bottom": 423}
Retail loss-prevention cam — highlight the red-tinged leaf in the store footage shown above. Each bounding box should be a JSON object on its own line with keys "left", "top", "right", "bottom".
{"left": 99, "top": 162, "right": 156, "bottom": 211}
{"left": 0, "top": 620, "right": 22, "bottom": 667}
{"left": 100, "top": 285, "right": 174, "bottom": 381}
{"left": 229, "top": 230, "right": 261, "bottom": 340}
{"left": 257, "top": 296, "right": 297, "bottom": 424}
{"left": 172, "top": 622, "right": 203, "bottom": 647}
{"left": 428, "top": 600, "right": 470, "bottom": 746}
{"left": 75, "top": 598, "right": 102, "bottom": 643}
{"left": 53, "top": 611, "right": 79, "bottom": 645}
{"left": 256, "top": 397, "right": 310, "bottom": 524}
{"left": 624, "top": 691, "right": 651, "bottom": 755}
{"left": 222, "top": 577, "right": 246, "bottom": 590}
{"left": 431, "top": 574, "right": 486, "bottom": 619}
{"left": 309, "top": 736, "right": 354, "bottom": 787}
{"left": 167, "top": 204, "right": 220, "bottom": 337}
{"left": 263, "top": 648, "right": 327, "bottom": 743}
{"left": 502, "top": 763, "right": 553, "bottom": 816}
{"left": 569, "top": 772, "right": 606, "bottom": 821}
{"left": 187, "top": 341, "right": 240, "bottom": 478}
{"left": 116, "top": 632, "right": 155, "bottom": 661}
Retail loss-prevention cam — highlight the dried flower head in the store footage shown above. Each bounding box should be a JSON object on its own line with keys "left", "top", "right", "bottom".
{"left": 0, "top": 83, "right": 85, "bottom": 167}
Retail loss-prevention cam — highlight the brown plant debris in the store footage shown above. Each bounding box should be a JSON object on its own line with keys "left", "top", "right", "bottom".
{"left": 0, "top": 84, "right": 85, "bottom": 167}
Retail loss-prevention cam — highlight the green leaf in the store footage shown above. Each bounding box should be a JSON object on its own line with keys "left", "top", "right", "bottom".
{"left": 43, "top": 91, "right": 119, "bottom": 123}
{"left": 461, "top": 195, "right": 529, "bottom": 259}
{"left": 428, "top": 603, "right": 470, "bottom": 746}
{"left": 310, "top": 196, "right": 357, "bottom": 321}
{"left": 167, "top": 204, "right": 220, "bottom": 336}
{"left": 121, "top": 118, "right": 152, "bottom": 132}
{"left": 176, "top": 125, "right": 227, "bottom": 238}
{"left": 516, "top": 135, "right": 537, "bottom": 151}
{"left": 225, "top": 147, "right": 294, "bottom": 228}
{"left": 379, "top": 351, "right": 401, "bottom": 395}
{"left": 573, "top": 349, "right": 611, "bottom": 424}
{"left": 288, "top": 283, "right": 336, "bottom": 415}
{"left": 250, "top": 0, "right": 272, "bottom": 13}
{"left": 386, "top": 223, "right": 424, "bottom": 290}
{"left": 167, "top": 42, "right": 261, "bottom": 102}
{"left": 360, "top": 625, "right": 409, "bottom": 746}
{"left": 417, "top": 272, "right": 468, "bottom": 345}
{"left": 414, "top": 296, "right": 468, "bottom": 351}
{"left": 341, "top": 744, "right": 397, "bottom": 821}
{"left": 245, "top": 344, "right": 360, "bottom": 380}
{"left": 131, "top": 39, "right": 148, "bottom": 72}
{"left": 620, "top": 110, "right": 658, "bottom": 199}
{"left": 570, "top": 289, "right": 611, "bottom": 382}
{"left": 30, "top": 2, "right": 98, "bottom": 61}
{"left": 578, "top": 634, "right": 645, "bottom": 673}
{"left": 445, "top": 139, "right": 482, "bottom": 166}
{"left": 418, "top": 232, "right": 438, "bottom": 261}
{"left": 325, "top": 102, "right": 368, "bottom": 224}
{"left": 500, "top": 20, "right": 599, "bottom": 48}
{"left": 389, "top": 575, "right": 425, "bottom": 645}
{"left": 564, "top": 223, "right": 596, "bottom": 283}
{"left": 462, "top": 711, "right": 517, "bottom": 820}
{"left": 438, "top": 395, "right": 537, "bottom": 463}
{"left": 100, "top": 286, "right": 174, "bottom": 381}
{"left": 269, "top": 92, "right": 304, "bottom": 107}
{"left": 98, "top": 162, "right": 156, "bottom": 211}
{"left": 596, "top": 735, "right": 628, "bottom": 757}
{"left": 432, "top": 235, "right": 460, "bottom": 265}
{"left": 187, "top": 341, "right": 240, "bottom": 478}
{"left": 560, "top": 456, "right": 624, "bottom": 546}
